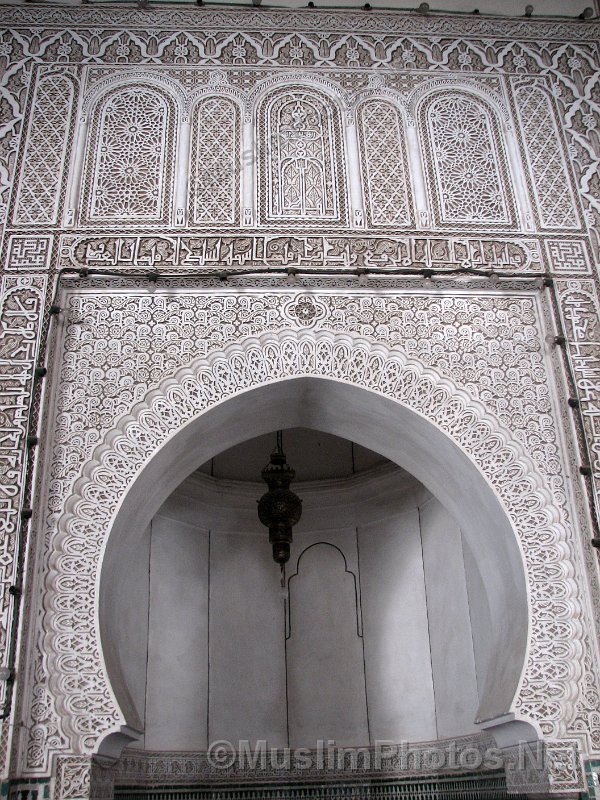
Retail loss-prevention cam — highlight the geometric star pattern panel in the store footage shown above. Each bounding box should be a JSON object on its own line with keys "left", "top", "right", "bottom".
{"left": 421, "top": 92, "right": 513, "bottom": 227}
{"left": 86, "top": 87, "right": 173, "bottom": 222}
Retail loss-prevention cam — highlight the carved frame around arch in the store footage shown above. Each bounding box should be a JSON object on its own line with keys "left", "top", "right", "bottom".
{"left": 41, "top": 323, "right": 586, "bottom": 759}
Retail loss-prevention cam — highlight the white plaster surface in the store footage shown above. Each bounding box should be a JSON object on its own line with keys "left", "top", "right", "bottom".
{"left": 100, "top": 379, "right": 527, "bottom": 730}
{"left": 420, "top": 498, "right": 480, "bottom": 738}
{"left": 208, "top": 530, "right": 287, "bottom": 747}
{"left": 461, "top": 534, "right": 493, "bottom": 706}
{"left": 144, "top": 515, "right": 210, "bottom": 751}
{"left": 106, "top": 522, "right": 151, "bottom": 737}
{"left": 359, "top": 507, "right": 437, "bottom": 742}
{"left": 287, "top": 540, "right": 369, "bottom": 747}
{"left": 124, "top": 451, "right": 481, "bottom": 750}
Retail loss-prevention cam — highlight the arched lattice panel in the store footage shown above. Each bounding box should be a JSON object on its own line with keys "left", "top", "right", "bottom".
{"left": 357, "top": 99, "right": 413, "bottom": 228}
{"left": 257, "top": 86, "right": 347, "bottom": 226}
{"left": 420, "top": 92, "right": 516, "bottom": 228}
{"left": 13, "top": 73, "right": 75, "bottom": 225}
{"left": 82, "top": 86, "right": 175, "bottom": 224}
{"left": 514, "top": 84, "right": 580, "bottom": 231}
{"left": 189, "top": 95, "right": 240, "bottom": 226}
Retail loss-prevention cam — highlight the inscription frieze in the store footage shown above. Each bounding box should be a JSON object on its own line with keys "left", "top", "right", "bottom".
{"left": 60, "top": 234, "right": 542, "bottom": 273}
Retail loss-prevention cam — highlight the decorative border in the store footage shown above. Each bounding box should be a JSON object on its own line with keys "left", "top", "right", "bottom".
{"left": 556, "top": 280, "right": 600, "bottom": 528}
{"left": 0, "top": 7, "right": 598, "bottom": 39}
{"left": 113, "top": 734, "right": 498, "bottom": 785}
{"left": 0, "top": 275, "right": 46, "bottom": 699}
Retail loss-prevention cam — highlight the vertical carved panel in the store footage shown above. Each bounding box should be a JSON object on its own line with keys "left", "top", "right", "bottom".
{"left": 13, "top": 74, "right": 74, "bottom": 226}
{"left": 358, "top": 100, "right": 412, "bottom": 228}
{"left": 84, "top": 87, "right": 173, "bottom": 222}
{"left": 0, "top": 276, "right": 45, "bottom": 700}
{"left": 421, "top": 92, "right": 512, "bottom": 226}
{"left": 515, "top": 85, "right": 579, "bottom": 230}
{"left": 259, "top": 88, "right": 345, "bottom": 224}
{"left": 189, "top": 96, "right": 240, "bottom": 225}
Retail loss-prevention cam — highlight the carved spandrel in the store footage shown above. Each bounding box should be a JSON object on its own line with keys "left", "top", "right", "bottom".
{"left": 20, "top": 288, "right": 597, "bottom": 775}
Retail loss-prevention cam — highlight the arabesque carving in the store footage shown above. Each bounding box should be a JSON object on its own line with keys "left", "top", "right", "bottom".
{"left": 22, "top": 289, "right": 597, "bottom": 797}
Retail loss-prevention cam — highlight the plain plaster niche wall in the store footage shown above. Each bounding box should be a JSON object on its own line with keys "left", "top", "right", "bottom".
{"left": 287, "top": 541, "right": 370, "bottom": 746}
{"left": 420, "top": 498, "right": 480, "bottom": 738}
{"left": 105, "top": 521, "right": 151, "bottom": 737}
{"left": 144, "top": 515, "right": 210, "bottom": 751}
{"left": 124, "top": 450, "right": 480, "bottom": 751}
{"left": 358, "top": 505, "right": 436, "bottom": 742}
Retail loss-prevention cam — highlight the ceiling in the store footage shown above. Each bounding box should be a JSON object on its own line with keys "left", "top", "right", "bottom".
{"left": 3, "top": 0, "right": 598, "bottom": 17}
{"left": 198, "top": 427, "right": 389, "bottom": 482}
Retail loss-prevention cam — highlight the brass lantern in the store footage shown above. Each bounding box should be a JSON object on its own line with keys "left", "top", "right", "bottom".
{"left": 257, "top": 432, "right": 302, "bottom": 565}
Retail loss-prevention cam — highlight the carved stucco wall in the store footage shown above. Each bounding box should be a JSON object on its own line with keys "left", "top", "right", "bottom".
{"left": 29, "top": 287, "right": 595, "bottom": 798}
{"left": 0, "top": 6, "right": 599, "bottom": 798}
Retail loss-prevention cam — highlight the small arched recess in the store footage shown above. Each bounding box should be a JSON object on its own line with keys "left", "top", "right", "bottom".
{"left": 256, "top": 85, "right": 348, "bottom": 226}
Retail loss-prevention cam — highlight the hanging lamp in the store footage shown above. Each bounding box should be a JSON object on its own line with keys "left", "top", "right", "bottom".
{"left": 257, "top": 431, "right": 302, "bottom": 566}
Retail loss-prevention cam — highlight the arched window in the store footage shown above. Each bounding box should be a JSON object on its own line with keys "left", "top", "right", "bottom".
{"left": 358, "top": 100, "right": 413, "bottom": 228}
{"left": 514, "top": 85, "right": 579, "bottom": 230}
{"left": 189, "top": 96, "right": 240, "bottom": 226}
{"left": 85, "top": 86, "right": 174, "bottom": 222}
{"left": 258, "top": 87, "right": 345, "bottom": 224}
{"left": 421, "top": 92, "right": 514, "bottom": 227}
